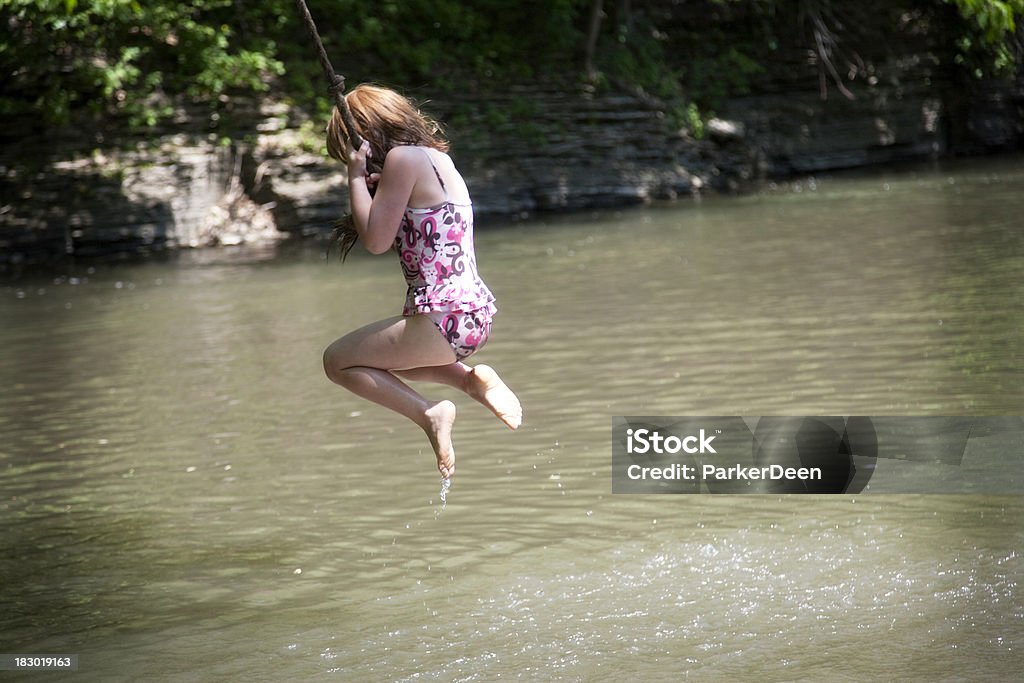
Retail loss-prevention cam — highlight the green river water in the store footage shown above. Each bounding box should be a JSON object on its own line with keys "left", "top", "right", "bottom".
{"left": 1, "top": 155, "right": 1022, "bottom": 681}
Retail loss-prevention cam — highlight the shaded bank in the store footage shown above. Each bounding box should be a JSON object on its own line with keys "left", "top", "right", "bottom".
{"left": 4, "top": 0, "right": 1024, "bottom": 266}
{"left": 2, "top": 64, "right": 1023, "bottom": 268}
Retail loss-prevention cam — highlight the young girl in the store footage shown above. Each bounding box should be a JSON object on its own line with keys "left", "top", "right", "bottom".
{"left": 322, "top": 84, "right": 522, "bottom": 479}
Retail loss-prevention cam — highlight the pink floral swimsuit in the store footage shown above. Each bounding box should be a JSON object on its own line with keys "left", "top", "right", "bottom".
{"left": 397, "top": 149, "right": 496, "bottom": 361}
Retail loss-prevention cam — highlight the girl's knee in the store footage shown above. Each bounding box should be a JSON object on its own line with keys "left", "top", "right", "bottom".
{"left": 323, "top": 343, "right": 351, "bottom": 384}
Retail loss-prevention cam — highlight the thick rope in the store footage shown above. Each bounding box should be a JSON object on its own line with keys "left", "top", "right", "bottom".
{"left": 292, "top": 0, "right": 363, "bottom": 149}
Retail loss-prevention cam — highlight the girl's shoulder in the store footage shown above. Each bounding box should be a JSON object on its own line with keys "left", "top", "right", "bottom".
{"left": 382, "top": 145, "right": 438, "bottom": 176}
{"left": 385, "top": 144, "right": 418, "bottom": 157}
{"left": 378, "top": 146, "right": 427, "bottom": 184}
{"left": 385, "top": 144, "right": 449, "bottom": 162}
{"left": 383, "top": 144, "right": 418, "bottom": 164}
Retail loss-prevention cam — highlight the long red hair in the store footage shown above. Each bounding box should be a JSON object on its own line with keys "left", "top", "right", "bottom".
{"left": 327, "top": 84, "right": 448, "bottom": 166}
{"left": 327, "top": 85, "right": 449, "bottom": 261}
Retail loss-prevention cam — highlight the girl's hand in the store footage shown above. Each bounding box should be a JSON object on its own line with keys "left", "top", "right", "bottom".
{"left": 347, "top": 139, "right": 371, "bottom": 181}
{"left": 366, "top": 172, "right": 382, "bottom": 193}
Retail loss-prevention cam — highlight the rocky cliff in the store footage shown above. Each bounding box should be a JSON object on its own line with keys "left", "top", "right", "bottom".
{"left": 1, "top": 56, "right": 1021, "bottom": 267}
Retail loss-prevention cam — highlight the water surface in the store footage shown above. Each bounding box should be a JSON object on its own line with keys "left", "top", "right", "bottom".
{"left": 1, "top": 156, "right": 1022, "bottom": 681}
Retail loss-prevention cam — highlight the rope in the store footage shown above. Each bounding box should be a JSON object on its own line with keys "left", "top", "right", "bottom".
{"left": 292, "top": 0, "right": 363, "bottom": 149}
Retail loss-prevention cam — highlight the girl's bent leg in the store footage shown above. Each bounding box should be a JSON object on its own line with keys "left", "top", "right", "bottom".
{"left": 393, "top": 363, "right": 523, "bottom": 430}
{"left": 333, "top": 366, "right": 457, "bottom": 478}
{"left": 391, "top": 363, "right": 472, "bottom": 390}
{"left": 323, "top": 315, "right": 460, "bottom": 477}
{"left": 323, "top": 315, "right": 456, "bottom": 374}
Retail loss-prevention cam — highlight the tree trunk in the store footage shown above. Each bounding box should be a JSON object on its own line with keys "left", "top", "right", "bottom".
{"left": 584, "top": 0, "right": 605, "bottom": 80}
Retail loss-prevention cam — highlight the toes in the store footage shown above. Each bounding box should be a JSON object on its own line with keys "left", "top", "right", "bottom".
{"left": 426, "top": 400, "right": 457, "bottom": 479}
{"left": 439, "top": 455, "right": 454, "bottom": 479}
{"left": 469, "top": 365, "right": 522, "bottom": 429}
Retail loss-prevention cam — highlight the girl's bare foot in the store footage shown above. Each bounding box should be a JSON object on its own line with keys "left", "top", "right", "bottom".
{"left": 424, "top": 400, "right": 457, "bottom": 478}
{"left": 466, "top": 364, "right": 522, "bottom": 430}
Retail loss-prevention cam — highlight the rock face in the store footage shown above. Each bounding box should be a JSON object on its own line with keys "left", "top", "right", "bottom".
{"left": 436, "top": 85, "right": 714, "bottom": 214}
{"left": 1, "top": 61, "right": 1022, "bottom": 266}
{"left": 0, "top": 103, "right": 297, "bottom": 264}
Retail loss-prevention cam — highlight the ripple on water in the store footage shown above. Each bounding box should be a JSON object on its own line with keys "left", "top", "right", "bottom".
{"left": 1, "top": 158, "right": 1023, "bottom": 680}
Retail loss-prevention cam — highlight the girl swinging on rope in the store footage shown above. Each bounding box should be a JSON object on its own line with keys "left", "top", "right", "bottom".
{"left": 322, "top": 84, "right": 522, "bottom": 479}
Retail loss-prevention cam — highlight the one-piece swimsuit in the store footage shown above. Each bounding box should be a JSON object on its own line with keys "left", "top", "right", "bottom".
{"left": 397, "top": 148, "right": 496, "bottom": 361}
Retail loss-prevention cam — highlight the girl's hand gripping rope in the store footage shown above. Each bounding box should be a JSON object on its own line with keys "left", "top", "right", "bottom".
{"left": 347, "top": 139, "right": 381, "bottom": 192}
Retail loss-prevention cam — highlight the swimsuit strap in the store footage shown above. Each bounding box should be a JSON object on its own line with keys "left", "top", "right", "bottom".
{"left": 420, "top": 147, "right": 448, "bottom": 200}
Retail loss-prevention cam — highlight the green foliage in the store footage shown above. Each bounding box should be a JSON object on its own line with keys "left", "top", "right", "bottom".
{"left": 305, "top": 0, "right": 583, "bottom": 85}
{"left": 589, "top": 0, "right": 1022, "bottom": 135}
{"left": 945, "top": 0, "right": 1024, "bottom": 76}
{"left": 0, "top": 0, "right": 286, "bottom": 126}
{"left": 1, "top": 0, "right": 1021, "bottom": 136}
{"left": 589, "top": 3, "right": 765, "bottom": 137}
{"left": 0, "top": 0, "right": 587, "bottom": 130}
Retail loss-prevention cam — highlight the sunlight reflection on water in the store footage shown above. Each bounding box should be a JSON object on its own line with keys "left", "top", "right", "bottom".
{"left": 1, "top": 156, "right": 1023, "bottom": 681}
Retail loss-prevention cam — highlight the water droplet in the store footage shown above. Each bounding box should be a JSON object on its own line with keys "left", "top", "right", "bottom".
{"left": 438, "top": 477, "right": 450, "bottom": 511}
